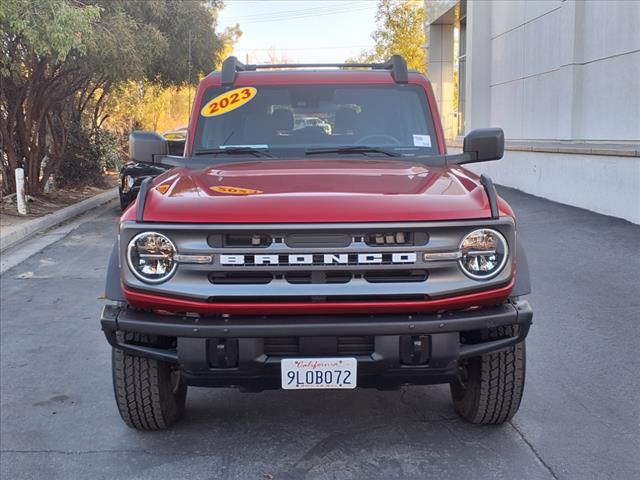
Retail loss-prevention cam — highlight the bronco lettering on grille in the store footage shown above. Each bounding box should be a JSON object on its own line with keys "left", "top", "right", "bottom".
{"left": 220, "top": 252, "right": 417, "bottom": 266}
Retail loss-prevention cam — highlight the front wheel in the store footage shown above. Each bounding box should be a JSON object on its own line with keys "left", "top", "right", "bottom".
{"left": 112, "top": 333, "right": 187, "bottom": 430}
{"left": 450, "top": 326, "right": 525, "bottom": 425}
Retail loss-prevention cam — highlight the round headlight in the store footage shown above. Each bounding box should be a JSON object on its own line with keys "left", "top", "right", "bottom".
{"left": 458, "top": 229, "right": 508, "bottom": 280}
{"left": 127, "top": 232, "right": 177, "bottom": 283}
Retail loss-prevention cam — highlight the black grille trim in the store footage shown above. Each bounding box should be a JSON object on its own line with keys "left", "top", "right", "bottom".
{"left": 263, "top": 336, "right": 374, "bottom": 356}
{"left": 207, "top": 294, "right": 428, "bottom": 303}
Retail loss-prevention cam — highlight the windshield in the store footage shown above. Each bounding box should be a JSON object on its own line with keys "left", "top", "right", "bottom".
{"left": 193, "top": 84, "right": 438, "bottom": 156}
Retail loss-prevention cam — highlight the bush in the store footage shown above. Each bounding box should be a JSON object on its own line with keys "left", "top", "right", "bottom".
{"left": 56, "top": 126, "right": 123, "bottom": 188}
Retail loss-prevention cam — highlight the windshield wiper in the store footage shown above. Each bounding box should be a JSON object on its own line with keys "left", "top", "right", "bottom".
{"left": 194, "top": 147, "right": 272, "bottom": 157}
{"left": 305, "top": 146, "right": 400, "bottom": 157}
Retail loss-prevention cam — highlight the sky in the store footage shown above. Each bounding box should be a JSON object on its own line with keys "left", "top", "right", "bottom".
{"left": 216, "top": 1, "right": 379, "bottom": 64}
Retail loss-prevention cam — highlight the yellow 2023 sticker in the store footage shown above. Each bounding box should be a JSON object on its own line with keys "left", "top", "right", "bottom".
{"left": 210, "top": 186, "right": 263, "bottom": 195}
{"left": 201, "top": 87, "right": 257, "bottom": 117}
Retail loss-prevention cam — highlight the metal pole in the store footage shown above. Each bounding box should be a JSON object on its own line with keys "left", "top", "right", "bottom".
{"left": 15, "top": 168, "right": 28, "bottom": 215}
{"left": 188, "top": 31, "right": 192, "bottom": 114}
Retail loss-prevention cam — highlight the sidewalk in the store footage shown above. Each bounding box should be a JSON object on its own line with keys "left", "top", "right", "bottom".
{"left": 0, "top": 188, "right": 117, "bottom": 252}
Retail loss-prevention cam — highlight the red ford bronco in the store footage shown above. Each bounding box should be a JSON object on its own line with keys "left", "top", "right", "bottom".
{"left": 101, "top": 55, "right": 532, "bottom": 430}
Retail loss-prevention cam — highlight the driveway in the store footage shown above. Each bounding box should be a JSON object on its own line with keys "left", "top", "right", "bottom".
{"left": 1, "top": 187, "right": 638, "bottom": 479}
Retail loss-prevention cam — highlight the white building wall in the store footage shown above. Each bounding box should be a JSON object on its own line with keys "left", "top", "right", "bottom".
{"left": 444, "top": 0, "right": 640, "bottom": 224}
{"left": 466, "top": 153, "right": 640, "bottom": 225}
{"left": 468, "top": 0, "right": 640, "bottom": 141}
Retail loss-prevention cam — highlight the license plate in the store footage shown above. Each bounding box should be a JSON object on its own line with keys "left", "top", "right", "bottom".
{"left": 281, "top": 357, "right": 357, "bottom": 390}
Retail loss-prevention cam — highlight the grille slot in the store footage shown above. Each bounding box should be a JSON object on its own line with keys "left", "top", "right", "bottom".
{"left": 337, "top": 336, "right": 375, "bottom": 355}
{"left": 285, "top": 271, "right": 352, "bottom": 284}
{"left": 208, "top": 233, "right": 272, "bottom": 248}
{"left": 263, "top": 336, "right": 374, "bottom": 356}
{"left": 364, "top": 270, "right": 428, "bottom": 283}
{"left": 263, "top": 337, "right": 298, "bottom": 356}
{"left": 364, "top": 231, "right": 428, "bottom": 246}
{"left": 285, "top": 233, "right": 351, "bottom": 248}
{"left": 207, "top": 294, "right": 428, "bottom": 303}
{"left": 209, "top": 272, "right": 273, "bottom": 284}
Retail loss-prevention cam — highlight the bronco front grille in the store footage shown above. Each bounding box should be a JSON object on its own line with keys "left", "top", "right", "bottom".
{"left": 120, "top": 219, "right": 516, "bottom": 302}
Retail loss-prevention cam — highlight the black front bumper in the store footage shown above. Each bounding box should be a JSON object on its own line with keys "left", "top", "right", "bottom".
{"left": 101, "top": 300, "right": 532, "bottom": 390}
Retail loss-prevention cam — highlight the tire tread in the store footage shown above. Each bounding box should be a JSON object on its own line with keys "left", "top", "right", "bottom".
{"left": 451, "top": 326, "right": 525, "bottom": 425}
{"left": 112, "top": 333, "right": 185, "bottom": 430}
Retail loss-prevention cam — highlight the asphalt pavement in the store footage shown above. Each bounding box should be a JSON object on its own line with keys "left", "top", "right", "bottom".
{"left": 1, "top": 187, "right": 639, "bottom": 480}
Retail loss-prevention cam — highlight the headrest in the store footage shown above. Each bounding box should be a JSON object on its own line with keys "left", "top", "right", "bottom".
{"left": 271, "top": 108, "right": 294, "bottom": 131}
{"left": 334, "top": 107, "right": 359, "bottom": 134}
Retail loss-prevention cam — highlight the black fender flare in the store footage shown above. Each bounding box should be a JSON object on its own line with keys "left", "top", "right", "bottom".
{"left": 105, "top": 242, "right": 125, "bottom": 302}
{"left": 512, "top": 239, "right": 531, "bottom": 297}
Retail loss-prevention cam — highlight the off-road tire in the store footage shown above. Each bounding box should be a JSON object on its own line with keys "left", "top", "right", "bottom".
{"left": 112, "top": 333, "right": 187, "bottom": 430}
{"left": 450, "top": 326, "right": 525, "bottom": 425}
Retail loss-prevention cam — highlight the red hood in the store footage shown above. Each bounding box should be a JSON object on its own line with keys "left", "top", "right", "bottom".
{"left": 139, "top": 159, "right": 495, "bottom": 223}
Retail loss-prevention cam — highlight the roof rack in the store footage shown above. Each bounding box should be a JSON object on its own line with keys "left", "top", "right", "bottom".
{"left": 220, "top": 54, "right": 409, "bottom": 86}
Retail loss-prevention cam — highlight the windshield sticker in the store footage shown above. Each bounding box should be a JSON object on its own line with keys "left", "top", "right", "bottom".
{"left": 210, "top": 186, "right": 263, "bottom": 195}
{"left": 413, "top": 134, "right": 432, "bottom": 147}
{"left": 201, "top": 87, "right": 257, "bottom": 117}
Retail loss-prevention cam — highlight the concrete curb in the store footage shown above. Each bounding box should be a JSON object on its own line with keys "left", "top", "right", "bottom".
{"left": 0, "top": 188, "right": 118, "bottom": 252}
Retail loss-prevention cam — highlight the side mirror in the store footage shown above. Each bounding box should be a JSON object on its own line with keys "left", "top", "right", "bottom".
{"left": 129, "top": 131, "right": 168, "bottom": 164}
{"left": 461, "top": 128, "right": 504, "bottom": 163}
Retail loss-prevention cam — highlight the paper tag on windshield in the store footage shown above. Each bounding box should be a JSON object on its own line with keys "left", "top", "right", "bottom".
{"left": 413, "top": 134, "right": 432, "bottom": 147}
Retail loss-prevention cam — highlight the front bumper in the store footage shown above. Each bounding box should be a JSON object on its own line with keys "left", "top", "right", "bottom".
{"left": 101, "top": 299, "right": 532, "bottom": 390}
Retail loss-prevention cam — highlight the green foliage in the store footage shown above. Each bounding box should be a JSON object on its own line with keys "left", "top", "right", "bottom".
{"left": 144, "top": 0, "right": 226, "bottom": 86}
{"left": 348, "top": 0, "right": 425, "bottom": 73}
{"left": 80, "top": 0, "right": 224, "bottom": 86}
{"left": 56, "top": 125, "right": 122, "bottom": 188}
{"left": 81, "top": 2, "right": 167, "bottom": 84}
{"left": 0, "top": 0, "right": 233, "bottom": 194}
{"left": 103, "top": 81, "right": 192, "bottom": 136}
{"left": 0, "top": 0, "right": 100, "bottom": 68}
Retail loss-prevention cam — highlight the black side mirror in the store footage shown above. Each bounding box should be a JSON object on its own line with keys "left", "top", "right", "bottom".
{"left": 129, "top": 131, "right": 168, "bottom": 164}
{"left": 461, "top": 128, "right": 504, "bottom": 163}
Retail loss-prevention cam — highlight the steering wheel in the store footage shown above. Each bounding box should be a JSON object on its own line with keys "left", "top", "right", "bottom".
{"left": 355, "top": 134, "right": 401, "bottom": 146}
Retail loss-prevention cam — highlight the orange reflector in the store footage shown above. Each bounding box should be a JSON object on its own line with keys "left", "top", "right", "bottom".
{"left": 156, "top": 184, "right": 171, "bottom": 194}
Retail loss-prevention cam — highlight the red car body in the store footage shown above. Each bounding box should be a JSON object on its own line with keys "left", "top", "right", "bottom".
{"left": 103, "top": 57, "right": 533, "bottom": 429}
{"left": 120, "top": 70, "right": 518, "bottom": 315}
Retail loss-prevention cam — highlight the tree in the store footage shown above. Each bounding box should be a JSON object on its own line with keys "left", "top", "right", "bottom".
{"left": 349, "top": 0, "right": 425, "bottom": 72}
{"left": 0, "top": 0, "right": 101, "bottom": 194}
{"left": 0, "top": 0, "right": 231, "bottom": 195}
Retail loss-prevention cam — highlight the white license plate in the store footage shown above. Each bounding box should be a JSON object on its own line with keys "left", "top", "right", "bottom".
{"left": 281, "top": 357, "right": 357, "bottom": 390}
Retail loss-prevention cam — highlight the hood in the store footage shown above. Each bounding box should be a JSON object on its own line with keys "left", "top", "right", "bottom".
{"left": 140, "top": 159, "right": 494, "bottom": 223}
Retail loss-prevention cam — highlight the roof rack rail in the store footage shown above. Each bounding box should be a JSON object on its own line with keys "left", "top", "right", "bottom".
{"left": 220, "top": 54, "right": 409, "bottom": 86}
